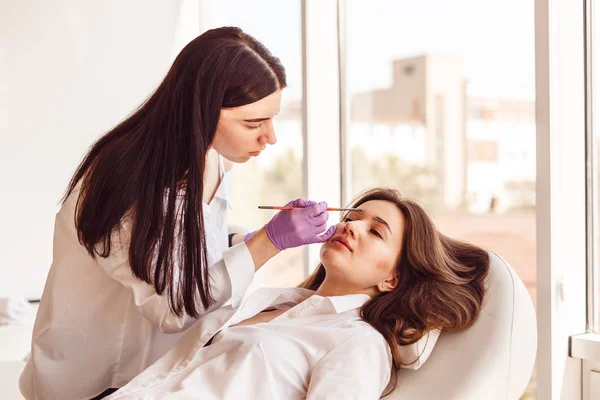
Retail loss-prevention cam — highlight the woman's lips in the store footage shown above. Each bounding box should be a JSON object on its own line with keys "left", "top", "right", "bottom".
{"left": 332, "top": 237, "right": 353, "bottom": 252}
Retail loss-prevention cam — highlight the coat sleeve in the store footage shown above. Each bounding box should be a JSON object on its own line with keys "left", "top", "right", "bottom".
{"left": 96, "top": 222, "right": 255, "bottom": 334}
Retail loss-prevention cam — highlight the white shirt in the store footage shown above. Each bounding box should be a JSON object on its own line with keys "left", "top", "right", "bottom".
{"left": 19, "top": 158, "right": 250, "bottom": 400}
{"left": 106, "top": 288, "right": 392, "bottom": 400}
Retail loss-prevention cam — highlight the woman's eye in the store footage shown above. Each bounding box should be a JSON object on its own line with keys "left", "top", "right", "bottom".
{"left": 247, "top": 124, "right": 262, "bottom": 129}
{"left": 343, "top": 217, "right": 353, "bottom": 222}
{"left": 370, "top": 229, "right": 383, "bottom": 239}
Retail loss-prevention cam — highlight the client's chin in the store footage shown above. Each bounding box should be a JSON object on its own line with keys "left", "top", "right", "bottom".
{"left": 233, "top": 155, "right": 251, "bottom": 163}
{"left": 319, "top": 241, "right": 347, "bottom": 266}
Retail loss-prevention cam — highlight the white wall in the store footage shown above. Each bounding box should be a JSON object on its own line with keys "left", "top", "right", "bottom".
{"left": 0, "top": 1, "right": 183, "bottom": 298}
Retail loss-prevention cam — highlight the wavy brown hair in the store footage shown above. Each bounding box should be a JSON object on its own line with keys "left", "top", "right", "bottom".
{"left": 299, "top": 188, "right": 490, "bottom": 394}
{"left": 64, "top": 27, "right": 286, "bottom": 317}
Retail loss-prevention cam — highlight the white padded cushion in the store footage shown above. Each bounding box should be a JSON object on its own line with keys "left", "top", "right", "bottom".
{"left": 385, "top": 251, "right": 537, "bottom": 399}
{"left": 397, "top": 329, "right": 440, "bottom": 370}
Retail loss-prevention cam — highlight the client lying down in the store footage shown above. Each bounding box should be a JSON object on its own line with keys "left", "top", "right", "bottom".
{"left": 107, "top": 188, "right": 490, "bottom": 399}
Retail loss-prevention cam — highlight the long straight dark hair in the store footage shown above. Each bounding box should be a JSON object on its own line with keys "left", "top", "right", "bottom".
{"left": 299, "top": 188, "right": 490, "bottom": 395}
{"left": 64, "top": 27, "right": 286, "bottom": 317}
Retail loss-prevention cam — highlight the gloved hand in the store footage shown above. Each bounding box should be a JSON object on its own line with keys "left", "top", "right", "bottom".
{"left": 263, "top": 199, "right": 337, "bottom": 250}
{"left": 243, "top": 230, "right": 257, "bottom": 242}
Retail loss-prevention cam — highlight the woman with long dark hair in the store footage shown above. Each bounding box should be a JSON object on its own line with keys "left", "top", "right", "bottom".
{"left": 19, "top": 27, "right": 336, "bottom": 400}
{"left": 104, "top": 188, "right": 490, "bottom": 399}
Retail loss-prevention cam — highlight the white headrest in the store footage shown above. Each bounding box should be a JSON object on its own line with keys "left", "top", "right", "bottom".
{"left": 385, "top": 251, "right": 537, "bottom": 399}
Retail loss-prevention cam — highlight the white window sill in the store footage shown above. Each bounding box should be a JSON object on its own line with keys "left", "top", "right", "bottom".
{"left": 570, "top": 333, "right": 600, "bottom": 362}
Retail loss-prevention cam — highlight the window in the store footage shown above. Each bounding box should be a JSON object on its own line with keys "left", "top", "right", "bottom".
{"left": 198, "top": 0, "right": 305, "bottom": 287}
{"left": 341, "top": 1, "right": 536, "bottom": 397}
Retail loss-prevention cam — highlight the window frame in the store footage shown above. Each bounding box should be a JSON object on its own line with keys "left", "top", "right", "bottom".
{"left": 586, "top": 0, "right": 600, "bottom": 336}
{"left": 301, "top": 0, "right": 343, "bottom": 273}
{"left": 536, "top": 0, "right": 588, "bottom": 398}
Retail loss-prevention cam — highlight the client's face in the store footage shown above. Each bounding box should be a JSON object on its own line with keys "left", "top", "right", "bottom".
{"left": 319, "top": 200, "right": 405, "bottom": 296}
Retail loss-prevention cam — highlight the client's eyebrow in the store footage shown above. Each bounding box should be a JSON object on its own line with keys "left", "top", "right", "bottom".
{"left": 374, "top": 216, "right": 392, "bottom": 235}
{"left": 348, "top": 211, "right": 392, "bottom": 235}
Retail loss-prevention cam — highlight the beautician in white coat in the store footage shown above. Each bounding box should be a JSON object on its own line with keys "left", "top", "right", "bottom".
{"left": 19, "top": 27, "right": 336, "bottom": 400}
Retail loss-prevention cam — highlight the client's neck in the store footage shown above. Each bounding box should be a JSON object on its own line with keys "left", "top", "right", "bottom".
{"left": 314, "top": 279, "right": 369, "bottom": 298}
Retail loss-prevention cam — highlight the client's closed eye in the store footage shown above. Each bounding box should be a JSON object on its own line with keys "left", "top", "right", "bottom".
{"left": 370, "top": 229, "right": 383, "bottom": 239}
{"left": 344, "top": 217, "right": 383, "bottom": 239}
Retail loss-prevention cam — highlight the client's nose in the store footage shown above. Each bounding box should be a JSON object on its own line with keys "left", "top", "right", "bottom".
{"left": 343, "top": 221, "right": 357, "bottom": 239}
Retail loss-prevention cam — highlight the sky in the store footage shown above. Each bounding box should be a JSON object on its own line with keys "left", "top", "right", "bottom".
{"left": 185, "top": 0, "right": 535, "bottom": 101}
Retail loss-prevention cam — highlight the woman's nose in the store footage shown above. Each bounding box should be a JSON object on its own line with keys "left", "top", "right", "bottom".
{"left": 343, "top": 221, "right": 357, "bottom": 238}
{"left": 259, "top": 121, "right": 277, "bottom": 145}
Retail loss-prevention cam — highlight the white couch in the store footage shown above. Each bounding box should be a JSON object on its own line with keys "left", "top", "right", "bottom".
{"left": 387, "top": 251, "right": 537, "bottom": 399}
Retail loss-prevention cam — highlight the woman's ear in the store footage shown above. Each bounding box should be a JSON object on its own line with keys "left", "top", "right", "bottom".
{"left": 377, "top": 276, "right": 398, "bottom": 293}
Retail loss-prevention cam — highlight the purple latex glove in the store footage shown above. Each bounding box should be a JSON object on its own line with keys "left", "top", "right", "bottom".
{"left": 243, "top": 230, "right": 257, "bottom": 241}
{"left": 264, "top": 199, "right": 337, "bottom": 250}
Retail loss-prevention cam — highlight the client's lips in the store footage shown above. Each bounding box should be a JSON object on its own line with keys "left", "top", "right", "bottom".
{"left": 332, "top": 236, "right": 353, "bottom": 252}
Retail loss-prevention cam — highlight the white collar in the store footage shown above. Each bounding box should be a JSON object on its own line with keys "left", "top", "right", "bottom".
{"left": 244, "top": 287, "right": 371, "bottom": 316}
{"left": 268, "top": 288, "right": 371, "bottom": 314}
{"left": 325, "top": 293, "right": 372, "bottom": 313}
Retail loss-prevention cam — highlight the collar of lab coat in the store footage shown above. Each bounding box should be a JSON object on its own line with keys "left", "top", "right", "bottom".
{"left": 211, "top": 154, "right": 232, "bottom": 209}
{"left": 212, "top": 170, "right": 232, "bottom": 209}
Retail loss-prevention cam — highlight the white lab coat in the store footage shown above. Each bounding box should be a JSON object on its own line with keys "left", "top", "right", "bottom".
{"left": 106, "top": 288, "right": 392, "bottom": 400}
{"left": 19, "top": 157, "right": 253, "bottom": 400}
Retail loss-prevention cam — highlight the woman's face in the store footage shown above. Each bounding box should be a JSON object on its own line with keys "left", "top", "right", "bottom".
{"left": 212, "top": 90, "right": 282, "bottom": 163}
{"left": 319, "top": 200, "right": 405, "bottom": 296}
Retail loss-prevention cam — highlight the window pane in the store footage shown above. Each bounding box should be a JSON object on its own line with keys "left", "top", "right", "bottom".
{"left": 199, "top": 0, "right": 305, "bottom": 288}
{"left": 343, "top": 1, "right": 536, "bottom": 397}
